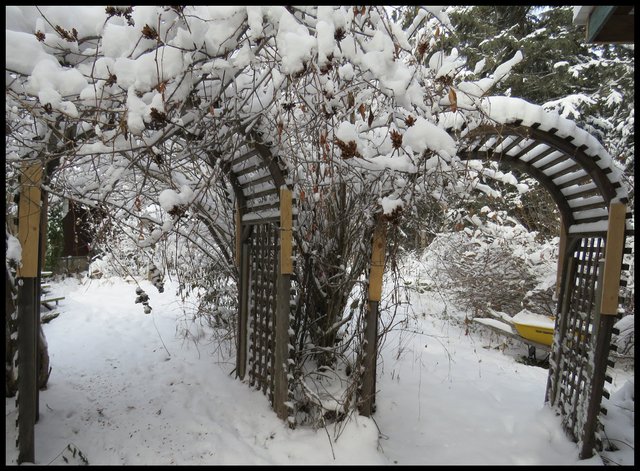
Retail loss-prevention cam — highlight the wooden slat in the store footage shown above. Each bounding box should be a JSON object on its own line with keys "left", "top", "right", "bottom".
{"left": 600, "top": 202, "right": 626, "bottom": 315}
{"left": 555, "top": 172, "right": 592, "bottom": 190}
{"left": 471, "top": 135, "right": 492, "bottom": 152}
{"left": 483, "top": 133, "right": 511, "bottom": 153}
{"left": 248, "top": 201, "right": 280, "bottom": 214}
{"left": 538, "top": 159, "right": 580, "bottom": 175}
{"left": 234, "top": 160, "right": 267, "bottom": 178}
{"left": 532, "top": 152, "right": 563, "bottom": 170}
{"left": 243, "top": 212, "right": 281, "bottom": 224}
{"left": 569, "top": 200, "right": 606, "bottom": 212}
{"left": 520, "top": 144, "right": 555, "bottom": 165}
{"left": 572, "top": 214, "right": 609, "bottom": 225}
{"left": 245, "top": 188, "right": 279, "bottom": 202}
{"left": 499, "top": 135, "right": 526, "bottom": 155}
{"left": 246, "top": 196, "right": 279, "bottom": 210}
{"left": 240, "top": 173, "right": 275, "bottom": 189}
{"left": 230, "top": 148, "right": 261, "bottom": 167}
{"left": 563, "top": 183, "right": 598, "bottom": 199}
{"left": 510, "top": 139, "right": 541, "bottom": 160}
{"left": 573, "top": 207, "right": 609, "bottom": 222}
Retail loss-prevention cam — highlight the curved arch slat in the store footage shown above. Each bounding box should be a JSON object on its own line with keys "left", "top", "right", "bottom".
{"left": 451, "top": 115, "right": 630, "bottom": 235}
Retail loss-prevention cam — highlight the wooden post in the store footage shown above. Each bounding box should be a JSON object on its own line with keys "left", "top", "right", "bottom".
{"left": 599, "top": 202, "right": 626, "bottom": 315}
{"left": 235, "top": 205, "right": 241, "bottom": 269}
{"left": 555, "top": 216, "right": 567, "bottom": 300}
{"left": 274, "top": 188, "right": 293, "bottom": 420}
{"left": 580, "top": 203, "right": 627, "bottom": 459}
{"left": 17, "top": 279, "right": 37, "bottom": 464}
{"left": 368, "top": 222, "right": 386, "bottom": 303}
{"left": 546, "top": 238, "right": 577, "bottom": 406}
{"left": 235, "top": 200, "right": 248, "bottom": 380}
{"left": 279, "top": 188, "right": 293, "bottom": 275}
{"left": 17, "top": 165, "right": 42, "bottom": 279}
{"left": 580, "top": 313, "right": 616, "bottom": 459}
{"left": 360, "top": 220, "right": 386, "bottom": 416}
{"left": 16, "top": 163, "right": 43, "bottom": 464}
{"left": 236, "top": 241, "right": 249, "bottom": 379}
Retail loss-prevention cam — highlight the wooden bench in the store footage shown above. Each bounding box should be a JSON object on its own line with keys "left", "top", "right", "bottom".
{"left": 41, "top": 296, "right": 65, "bottom": 311}
{"left": 41, "top": 311, "right": 60, "bottom": 324}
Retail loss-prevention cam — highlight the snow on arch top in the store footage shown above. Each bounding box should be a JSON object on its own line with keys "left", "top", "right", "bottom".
{"left": 439, "top": 95, "right": 632, "bottom": 236}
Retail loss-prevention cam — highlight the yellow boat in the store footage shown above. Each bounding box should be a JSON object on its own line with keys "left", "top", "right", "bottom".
{"left": 512, "top": 310, "right": 556, "bottom": 346}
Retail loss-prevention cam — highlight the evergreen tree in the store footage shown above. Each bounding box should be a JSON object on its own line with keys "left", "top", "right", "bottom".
{"left": 442, "top": 6, "right": 634, "bottom": 197}
{"left": 395, "top": 5, "right": 633, "bottom": 243}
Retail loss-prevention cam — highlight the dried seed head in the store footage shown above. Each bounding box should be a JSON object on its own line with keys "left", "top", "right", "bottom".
{"left": 141, "top": 24, "right": 159, "bottom": 41}
{"left": 416, "top": 36, "right": 429, "bottom": 59}
{"left": 105, "top": 74, "right": 117, "bottom": 87}
{"left": 390, "top": 129, "right": 403, "bottom": 149}
{"left": 335, "top": 138, "right": 360, "bottom": 159}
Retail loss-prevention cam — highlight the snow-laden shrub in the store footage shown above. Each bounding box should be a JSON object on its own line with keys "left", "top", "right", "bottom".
{"left": 88, "top": 206, "right": 238, "bottom": 330}
{"left": 423, "top": 209, "right": 559, "bottom": 318}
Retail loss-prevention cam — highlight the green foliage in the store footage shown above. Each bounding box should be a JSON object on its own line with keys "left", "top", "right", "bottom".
{"left": 442, "top": 6, "right": 634, "bottom": 193}
{"left": 398, "top": 5, "right": 634, "bottom": 239}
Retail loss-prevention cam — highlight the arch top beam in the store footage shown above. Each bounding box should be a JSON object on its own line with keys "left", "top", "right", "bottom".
{"left": 443, "top": 97, "right": 632, "bottom": 237}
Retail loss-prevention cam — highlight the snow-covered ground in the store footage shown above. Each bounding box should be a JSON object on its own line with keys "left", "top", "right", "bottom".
{"left": 5, "top": 274, "right": 634, "bottom": 465}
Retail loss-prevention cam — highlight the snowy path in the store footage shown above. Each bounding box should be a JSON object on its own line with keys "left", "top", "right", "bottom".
{"left": 5, "top": 277, "right": 631, "bottom": 465}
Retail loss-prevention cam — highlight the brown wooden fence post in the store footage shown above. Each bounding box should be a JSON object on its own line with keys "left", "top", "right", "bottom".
{"left": 235, "top": 202, "right": 249, "bottom": 380}
{"left": 235, "top": 206, "right": 241, "bottom": 269}
{"left": 274, "top": 188, "right": 293, "bottom": 420}
{"left": 555, "top": 216, "right": 567, "bottom": 300}
{"left": 598, "top": 202, "right": 626, "bottom": 316}
{"left": 545, "top": 237, "right": 577, "bottom": 406}
{"left": 16, "top": 163, "right": 43, "bottom": 464}
{"left": 579, "top": 202, "right": 626, "bottom": 459}
{"left": 359, "top": 219, "right": 386, "bottom": 417}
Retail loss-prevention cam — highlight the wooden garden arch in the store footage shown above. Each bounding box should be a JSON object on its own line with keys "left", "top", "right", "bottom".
{"left": 222, "top": 135, "right": 296, "bottom": 423}
{"left": 227, "top": 133, "right": 385, "bottom": 423}
{"left": 446, "top": 102, "right": 633, "bottom": 459}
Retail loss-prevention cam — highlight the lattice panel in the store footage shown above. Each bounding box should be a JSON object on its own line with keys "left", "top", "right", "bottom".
{"left": 247, "top": 222, "right": 279, "bottom": 405}
{"left": 551, "top": 236, "right": 604, "bottom": 443}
